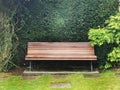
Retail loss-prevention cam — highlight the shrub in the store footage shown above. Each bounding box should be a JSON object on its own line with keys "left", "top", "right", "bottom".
{"left": 88, "top": 13, "right": 120, "bottom": 69}
{"left": 0, "top": 13, "right": 17, "bottom": 71}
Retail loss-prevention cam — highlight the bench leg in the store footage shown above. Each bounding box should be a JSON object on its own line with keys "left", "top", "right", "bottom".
{"left": 29, "top": 61, "right": 32, "bottom": 71}
{"left": 90, "top": 61, "right": 93, "bottom": 72}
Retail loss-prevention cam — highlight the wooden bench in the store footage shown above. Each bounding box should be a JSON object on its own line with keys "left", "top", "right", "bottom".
{"left": 25, "top": 42, "right": 97, "bottom": 71}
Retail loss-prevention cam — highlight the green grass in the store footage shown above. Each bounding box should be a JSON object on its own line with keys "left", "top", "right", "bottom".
{"left": 0, "top": 71, "right": 120, "bottom": 90}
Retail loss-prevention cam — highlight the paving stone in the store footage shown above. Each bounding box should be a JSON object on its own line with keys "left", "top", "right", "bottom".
{"left": 50, "top": 82, "right": 71, "bottom": 88}
{"left": 0, "top": 77, "right": 8, "bottom": 82}
{"left": 115, "top": 73, "right": 120, "bottom": 77}
{"left": 0, "top": 74, "right": 9, "bottom": 82}
{"left": 23, "top": 70, "right": 99, "bottom": 76}
{"left": 83, "top": 73, "right": 100, "bottom": 78}
{"left": 52, "top": 75, "right": 67, "bottom": 79}
{"left": 22, "top": 76, "right": 38, "bottom": 80}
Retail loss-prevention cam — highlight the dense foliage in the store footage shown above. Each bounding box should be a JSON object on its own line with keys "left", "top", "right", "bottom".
{"left": 19, "top": 0, "right": 118, "bottom": 42}
{"left": 17, "top": 0, "right": 118, "bottom": 68}
{"left": 89, "top": 13, "right": 120, "bottom": 69}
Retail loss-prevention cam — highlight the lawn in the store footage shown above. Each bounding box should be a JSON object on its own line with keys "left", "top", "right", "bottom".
{"left": 0, "top": 71, "right": 120, "bottom": 90}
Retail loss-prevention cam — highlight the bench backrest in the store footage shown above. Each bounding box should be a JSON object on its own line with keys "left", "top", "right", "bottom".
{"left": 25, "top": 42, "right": 97, "bottom": 60}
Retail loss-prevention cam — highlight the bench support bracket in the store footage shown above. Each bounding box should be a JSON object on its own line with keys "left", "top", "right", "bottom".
{"left": 90, "top": 61, "right": 93, "bottom": 71}
{"left": 29, "top": 61, "right": 32, "bottom": 71}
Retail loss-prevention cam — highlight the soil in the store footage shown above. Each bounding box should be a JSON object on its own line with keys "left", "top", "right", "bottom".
{"left": 6, "top": 67, "right": 26, "bottom": 76}
{"left": 3, "top": 67, "right": 39, "bottom": 80}
{"left": 22, "top": 76, "right": 38, "bottom": 80}
{"left": 112, "top": 68, "right": 120, "bottom": 72}
{"left": 0, "top": 73, "right": 9, "bottom": 82}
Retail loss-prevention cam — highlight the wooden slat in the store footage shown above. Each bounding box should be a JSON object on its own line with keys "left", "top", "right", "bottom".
{"left": 28, "top": 42, "right": 93, "bottom": 48}
{"left": 26, "top": 55, "right": 96, "bottom": 58}
{"left": 27, "top": 49, "right": 94, "bottom": 54}
{"left": 27, "top": 48, "right": 93, "bottom": 50}
{"left": 27, "top": 52, "right": 95, "bottom": 55}
{"left": 25, "top": 56, "right": 97, "bottom": 60}
{"left": 28, "top": 46, "right": 93, "bottom": 48}
{"left": 27, "top": 50, "right": 94, "bottom": 53}
{"left": 28, "top": 52, "right": 94, "bottom": 55}
{"left": 26, "top": 54, "right": 96, "bottom": 57}
{"left": 25, "top": 58, "right": 97, "bottom": 60}
{"left": 28, "top": 42, "right": 91, "bottom": 46}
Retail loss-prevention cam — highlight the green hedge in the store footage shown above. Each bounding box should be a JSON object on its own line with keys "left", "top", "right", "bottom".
{"left": 14, "top": 0, "right": 118, "bottom": 67}
{"left": 18, "top": 0, "right": 118, "bottom": 41}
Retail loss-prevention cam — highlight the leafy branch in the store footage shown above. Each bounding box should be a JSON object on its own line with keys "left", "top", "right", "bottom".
{"left": 88, "top": 13, "right": 120, "bottom": 69}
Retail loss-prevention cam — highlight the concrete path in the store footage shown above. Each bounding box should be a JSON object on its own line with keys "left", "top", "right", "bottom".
{"left": 23, "top": 70, "right": 99, "bottom": 76}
